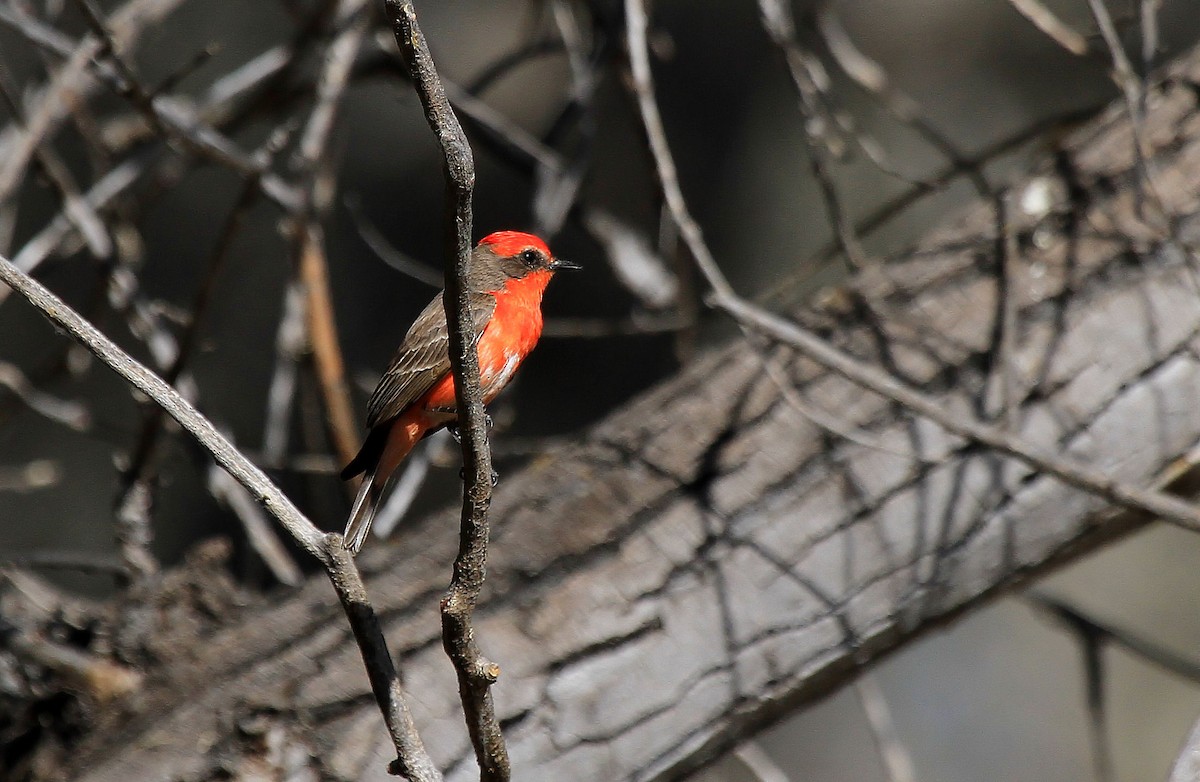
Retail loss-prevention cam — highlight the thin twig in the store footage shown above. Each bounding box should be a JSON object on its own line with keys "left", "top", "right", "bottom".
{"left": 0, "top": 256, "right": 324, "bottom": 552}
{"left": 344, "top": 193, "right": 444, "bottom": 287}
{"left": 1, "top": 548, "right": 121, "bottom": 573}
{"left": 298, "top": 222, "right": 362, "bottom": 473}
{"left": 207, "top": 465, "right": 303, "bottom": 587}
{"left": 0, "top": 361, "right": 90, "bottom": 431}
{"left": 815, "top": 2, "right": 993, "bottom": 200}
{"left": 0, "top": 67, "right": 111, "bottom": 258}
{"left": 5, "top": 626, "right": 143, "bottom": 703}
{"left": 623, "top": 0, "right": 734, "bottom": 304}
{"left": 1085, "top": 0, "right": 1162, "bottom": 218}
{"left": 718, "top": 294, "right": 1200, "bottom": 536}
{"left": 1027, "top": 594, "right": 1115, "bottom": 782}
{"left": 732, "top": 742, "right": 789, "bottom": 782}
{"left": 855, "top": 674, "right": 918, "bottom": 782}
{"left": 0, "top": 2, "right": 302, "bottom": 211}
{"left": 0, "top": 459, "right": 61, "bottom": 493}
{"left": 1028, "top": 593, "right": 1200, "bottom": 685}
{"left": 262, "top": 280, "right": 308, "bottom": 467}
{"left": 759, "top": 0, "right": 868, "bottom": 270}
{"left": 119, "top": 174, "right": 264, "bottom": 493}
{"left": 385, "top": 1, "right": 509, "bottom": 779}
{"left": 1004, "top": 0, "right": 1089, "bottom": 55}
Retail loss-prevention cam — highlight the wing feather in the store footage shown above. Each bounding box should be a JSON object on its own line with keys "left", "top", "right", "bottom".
{"left": 365, "top": 292, "right": 497, "bottom": 427}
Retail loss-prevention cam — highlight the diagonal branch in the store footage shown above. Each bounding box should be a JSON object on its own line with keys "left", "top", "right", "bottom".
{"left": 0, "top": 252, "right": 441, "bottom": 781}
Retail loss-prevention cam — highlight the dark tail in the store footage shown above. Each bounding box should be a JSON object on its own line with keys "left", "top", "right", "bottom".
{"left": 343, "top": 465, "right": 381, "bottom": 555}
{"left": 341, "top": 425, "right": 389, "bottom": 554}
{"left": 340, "top": 415, "right": 425, "bottom": 555}
{"left": 341, "top": 425, "right": 388, "bottom": 481}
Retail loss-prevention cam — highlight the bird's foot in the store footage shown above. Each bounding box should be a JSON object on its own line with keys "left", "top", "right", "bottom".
{"left": 458, "top": 467, "right": 500, "bottom": 487}
{"left": 446, "top": 415, "right": 492, "bottom": 443}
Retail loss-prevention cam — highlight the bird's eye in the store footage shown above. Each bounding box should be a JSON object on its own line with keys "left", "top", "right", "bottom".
{"left": 520, "top": 248, "right": 541, "bottom": 267}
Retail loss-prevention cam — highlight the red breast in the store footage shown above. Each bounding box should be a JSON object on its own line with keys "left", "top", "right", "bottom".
{"left": 413, "top": 270, "right": 552, "bottom": 413}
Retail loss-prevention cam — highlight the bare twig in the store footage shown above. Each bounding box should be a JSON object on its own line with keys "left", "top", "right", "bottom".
{"left": 815, "top": 3, "right": 993, "bottom": 201}
{"left": 758, "top": 0, "right": 869, "bottom": 270}
{"left": 731, "top": 742, "right": 789, "bottom": 782}
{"left": 855, "top": 674, "right": 918, "bottom": 782}
{"left": 298, "top": 222, "right": 361, "bottom": 473}
{"left": 0, "top": 68, "right": 111, "bottom": 258}
{"left": 1028, "top": 594, "right": 1114, "bottom": 782}
{"left": 1029, "top": 593, "right": 1200, "bottom": 685}
{"left": 262, "top": 280, "right": 308, "bottom": 467}
{"left": 1085, "top": 0, "right": 1162, "bottom": 217}
{"left": 0, "top": 459, "right": 61, "bottom": 493}
{"left": 718, "top": 294, "right": 1200, "bottom": 535}
{"left": 0, "top": 2, "right": 302, "bottom": 211}
{"left": 1004, "top": 0, "right": 1089, "bottom": 56}
{"left": 1, "top": 548, "right": 122, "bottom": 573}
{"left": 207, "top": 465, "right": 303, "bottom": 587}
{"left": 344, "top": 193, "right": 444, "bottom": 287}
{"left": 113, "top": 478, "right": 158, "bottom": 584}
{"left": 385, "top": 1, "right": 509, "bottom": 779}
{"left": 5, "top": 625, "right": 143, "bottom": 702}
{"left": 0, "top": 252, "right": 440, "bottom": 780}
{"left": 582, "top": 210, "right": 678, "bottom": 309}
{"left": 0, "top": 361, "right": 90, "bottom": 431}
{"left": 623, "top": 0, "right": 734, "bottom": 304}
{"left": 119, "top": 174, "right": 263, "bottom": 494}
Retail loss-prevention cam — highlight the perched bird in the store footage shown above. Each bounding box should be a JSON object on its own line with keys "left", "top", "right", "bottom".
{"left": 340, "top": 231, "right": 579, "bottom": 554}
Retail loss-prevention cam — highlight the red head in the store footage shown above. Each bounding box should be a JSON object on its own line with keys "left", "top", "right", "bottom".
{"left": 473, "top": 232, "right": 580, "bottom": 289}
{"left": 479, "top": 231, "right": 551, "bottom": 258}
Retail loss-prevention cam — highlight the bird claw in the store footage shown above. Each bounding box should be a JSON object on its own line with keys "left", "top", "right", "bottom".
{"left": 447, "top": 415, "right": 493, "bottom": 444}
{"left": 458, "top": 467, "right": 500, "bottom": 487}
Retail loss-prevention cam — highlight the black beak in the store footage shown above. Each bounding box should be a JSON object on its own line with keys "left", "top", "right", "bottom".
{"left": 550, "top": 257, "right": 582, "bottom": 271}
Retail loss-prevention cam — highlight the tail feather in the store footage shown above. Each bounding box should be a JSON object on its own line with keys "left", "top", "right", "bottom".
{"left": 343, "top": 467, "right": 381, "bottom": 555}
{"left": 341, "top": 412, "right": 429, "bottom": 555}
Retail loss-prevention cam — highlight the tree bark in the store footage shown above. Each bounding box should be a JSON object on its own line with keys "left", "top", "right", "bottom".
{"left": 12, "top": 41, "right": 1200, "bottom": 782}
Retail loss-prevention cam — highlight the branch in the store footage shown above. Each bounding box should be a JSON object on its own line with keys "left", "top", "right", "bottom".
{"left": 384, "top": 1, "right": 509, "bottom": 779}
{"left": 714, "top": 294, "right": 1200, "bottom": 535}
{"left": 0, "top": 253, "right": 440, "bottom": 780}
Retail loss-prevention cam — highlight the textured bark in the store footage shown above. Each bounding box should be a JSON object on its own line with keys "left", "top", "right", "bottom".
{"left": 16, "top": 42, "right": 1200, "bottom": 782}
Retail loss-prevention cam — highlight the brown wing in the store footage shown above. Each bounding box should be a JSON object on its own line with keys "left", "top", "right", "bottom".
{"left": 364, "top": 291, "right": 498, "bottom": 427}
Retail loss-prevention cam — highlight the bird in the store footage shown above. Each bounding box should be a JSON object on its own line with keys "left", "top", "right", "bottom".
{"left": 339, "top": 230, "right": 579, "bottom": 554}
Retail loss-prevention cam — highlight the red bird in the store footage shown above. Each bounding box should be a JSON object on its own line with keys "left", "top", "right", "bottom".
{"left": 340, "top": 231, "right": 578, "bottom": 554}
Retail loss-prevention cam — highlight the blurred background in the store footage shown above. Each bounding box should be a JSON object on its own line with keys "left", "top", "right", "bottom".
{"left": 3, "top": 0, "right": 1200, "bottom": 780}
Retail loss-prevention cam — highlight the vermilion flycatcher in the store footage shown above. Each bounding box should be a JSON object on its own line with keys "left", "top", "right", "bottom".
{"left": 340, "top": 231, "right": 578, "bottom": 554}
